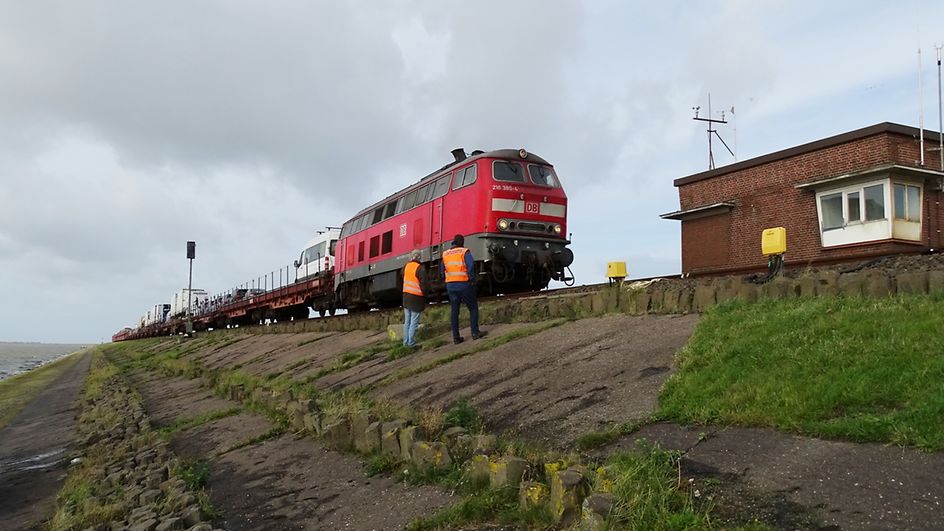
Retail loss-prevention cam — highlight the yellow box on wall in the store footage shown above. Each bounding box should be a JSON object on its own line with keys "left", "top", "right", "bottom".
{"left": 607, "top": 261, "right": 627, "bottom": 279}
{"left": 761, "top": 227, "right": 787, "bottom": 256}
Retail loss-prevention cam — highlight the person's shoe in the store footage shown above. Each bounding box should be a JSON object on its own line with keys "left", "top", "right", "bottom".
{"left": 472, "top": 331, "right": 487, "bottom": 340}
{"left": 453, "top": 337, "right": 464, "bottom": 345}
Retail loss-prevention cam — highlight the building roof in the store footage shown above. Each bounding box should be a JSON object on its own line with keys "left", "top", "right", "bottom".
{"left": 674, "top": 122, "right": 941, "bottom": 187}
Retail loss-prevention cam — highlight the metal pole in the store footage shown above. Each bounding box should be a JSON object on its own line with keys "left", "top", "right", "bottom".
{"left": 937, "top": 44, "right": 943, "bottom": 172}
{"left": 187, "top": 258, "right": 193, "bottom": 318}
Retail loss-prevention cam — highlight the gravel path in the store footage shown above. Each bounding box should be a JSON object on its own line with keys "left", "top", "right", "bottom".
{"left": 0, "top": 352, "right": 91, "bottom": 529}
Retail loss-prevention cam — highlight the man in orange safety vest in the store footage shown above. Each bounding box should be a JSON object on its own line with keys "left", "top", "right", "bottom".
{"left": 402, "top": 251, "right": 427, "bottom": 347}
{"left": 440, "top": 234, "right": 483, "bottom": 344}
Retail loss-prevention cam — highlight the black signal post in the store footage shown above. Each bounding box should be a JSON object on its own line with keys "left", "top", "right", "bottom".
{"left": 186, "top": 241, "right": 196, "bottom": 335}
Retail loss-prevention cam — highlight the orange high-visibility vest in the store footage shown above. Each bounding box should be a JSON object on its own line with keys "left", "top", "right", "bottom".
{"left": 443, "top": 247, "right": 470, "bottom": 283}
{"left": 403, "top": 261, "right": 423, "bottom": 296}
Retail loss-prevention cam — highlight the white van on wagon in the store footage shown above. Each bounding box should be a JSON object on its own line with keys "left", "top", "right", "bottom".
{"left": 294, "top": 228, "right": 341, "bottom": 282}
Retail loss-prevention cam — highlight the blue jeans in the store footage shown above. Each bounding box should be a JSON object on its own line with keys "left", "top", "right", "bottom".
{"left": 448, "top": 285, "right": 480, "bottom": 340}
{"left": 403, "top": 308, "right": 422, "bottom": 346}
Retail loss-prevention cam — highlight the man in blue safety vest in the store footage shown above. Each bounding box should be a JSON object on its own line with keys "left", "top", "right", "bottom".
{"left": 441, "top": 234, "right": 485, "bottom": 344}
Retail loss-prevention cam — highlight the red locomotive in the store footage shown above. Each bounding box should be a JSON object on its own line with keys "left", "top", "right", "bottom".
{"left": 334, "top": 148, "right": 574, "bottom": 309}
{"left": 113, "top": 147, "right": 574, "bottom": 340}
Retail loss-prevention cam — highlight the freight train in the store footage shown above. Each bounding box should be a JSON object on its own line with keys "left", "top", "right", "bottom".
{"left": 114, "top": 148, "right": 573, "bottom": 341}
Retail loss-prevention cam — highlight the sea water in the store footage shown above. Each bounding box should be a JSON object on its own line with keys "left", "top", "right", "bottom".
{"left": 0, "top": 342, "right": 89, "bottom": 381}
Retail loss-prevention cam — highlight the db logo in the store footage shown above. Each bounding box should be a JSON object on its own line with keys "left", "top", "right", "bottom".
{"left": 525, "top": 202, "right": 539, "bottom": 214}
{"left": 399, "top": 223, "right": 407, "bottom": 237}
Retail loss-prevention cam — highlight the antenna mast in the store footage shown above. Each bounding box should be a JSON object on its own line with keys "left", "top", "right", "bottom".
{"left": 692, "top": 93, "right": 735, "bottom": 170}
{"left": 919, "top": 47, "right": 926, "bottom": 166}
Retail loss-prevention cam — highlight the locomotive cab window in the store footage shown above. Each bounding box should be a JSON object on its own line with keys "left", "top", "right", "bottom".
{"left": 528, "top": 165, "right": 559, "bottom": 187}
{"left": 493, "top": 161, "right": 526, "bottom": 183}
{"left": 452, "top": 165, "right": 477, "bottom": 190}
{"left": 329, "top": 239, "right": 338, "bottom": 256}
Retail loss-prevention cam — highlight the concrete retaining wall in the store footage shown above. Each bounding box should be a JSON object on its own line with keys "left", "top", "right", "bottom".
{"left": 229, "top": 268, "right": 944, "bottom": 336}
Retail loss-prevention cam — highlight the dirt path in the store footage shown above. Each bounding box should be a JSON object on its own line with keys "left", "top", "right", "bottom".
{"left": 130, "top": 369, "right": 455, "bottom": 530}
{"left": 0, "top": 352, "right": 91, "bottom": 529}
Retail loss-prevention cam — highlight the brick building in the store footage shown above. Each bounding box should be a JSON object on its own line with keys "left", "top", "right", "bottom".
{"left": 662, "top": 123, "right": 944, "bottom": 276}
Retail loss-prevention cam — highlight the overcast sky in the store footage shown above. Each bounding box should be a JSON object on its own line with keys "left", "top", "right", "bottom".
{"left": 2, "top": 1, "right": 943, "bottom": 343}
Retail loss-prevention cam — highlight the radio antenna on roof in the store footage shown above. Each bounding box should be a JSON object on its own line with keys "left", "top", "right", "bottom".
{"left": 693, "top": 93, "right": 735, "bottom": 170}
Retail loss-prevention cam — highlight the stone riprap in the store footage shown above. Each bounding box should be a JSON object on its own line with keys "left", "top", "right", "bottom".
{"left": 52, "top": 354, "right": 219, "bottom": 531}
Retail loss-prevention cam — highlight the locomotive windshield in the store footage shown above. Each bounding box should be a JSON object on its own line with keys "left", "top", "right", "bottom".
{"left": 528, "top": 165, "right": 559, "bottom": 187}
{"left": 493, "top": 161, "right": 526, "bottom": 182}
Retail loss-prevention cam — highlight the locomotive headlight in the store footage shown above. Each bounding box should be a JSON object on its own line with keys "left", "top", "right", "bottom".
{"left": 518, "top": 148, "right": 528, "bottom": 159}
{"left": 552, "top": 223, "right": 562, "bottom": 235}
{"left": 498, "top": 218, "right": 510, "bottom": 231}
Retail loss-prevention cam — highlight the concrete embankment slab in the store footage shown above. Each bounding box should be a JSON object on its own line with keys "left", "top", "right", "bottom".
{"left": 374, "top": 314, "right": 699, "bottom": 447}
{"left": 314, "top": 322, "right": 536, "bottom": 391}
{"left": 130, "top": 368, "right": 454, "bottom": 529}
{"left": 0, "top": 352, "right": 91, "bottom": 529}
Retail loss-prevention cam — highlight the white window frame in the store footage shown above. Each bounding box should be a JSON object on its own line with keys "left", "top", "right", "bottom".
{"left": 814, "top": 177, "right": 923, "bottom": 247}
{"left": 892, "top": 183, "right": 922, "bottom": 222}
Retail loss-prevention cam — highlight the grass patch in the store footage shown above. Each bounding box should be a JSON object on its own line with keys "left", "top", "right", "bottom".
{"left": 217, "top": 425, "right": 286, "bottom": 456}
{"left": 308, "top": 341, "right": 398, "bottom": 379}
{"left": 603, "top": 442, "right": 714, "bottom": 529}
{"left": 407, "top": 486, "right": 553, "bottom": 531}
{"left": 575, "top": 419, "right": 647, "bottom": 451}
{"left": 0, "top": 351, "right": 85, "bottom": 429}
{"left": 177, "top": 458, "right": 211, "bottom": 489}
{"left": 443, "top": 398, "right": 483, "bottom": 432}
{"left": 659, "top": 295, "right": 944, "bottom": 450}
{"left": 386, "top": 343, "right": 419, "bottom": 361}
{"left": 159, "top": 406, "right": 243, "bottom": 436}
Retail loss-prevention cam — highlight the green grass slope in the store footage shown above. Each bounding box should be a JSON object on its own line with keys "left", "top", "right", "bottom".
{"left": 659, "top": 294, "right": 944, "bottom": 451}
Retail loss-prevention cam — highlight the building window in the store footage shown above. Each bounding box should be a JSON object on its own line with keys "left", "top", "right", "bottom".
{"left": 818, "top": 181, "right": 886, "bottom": 232}
{"left": 815, "top": 178, "right": 923, "bottom": 247}
{"left": 863, "top": 184, "right": 885, "bottom": 221}
{"left": 893, "top": 183, "right": 921, "bottom": 221}
{"left": 820, "top": 192, "right": 843, "bottom": 230}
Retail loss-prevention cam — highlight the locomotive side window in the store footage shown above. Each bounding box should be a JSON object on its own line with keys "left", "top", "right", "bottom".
{"left": 357, "top": 241, "right": 365, "bottom": 262}
{"left": 413, "top": 185, "right": 431, "bottom": 208}
{"left": 358, "top": 214, "right": 370, "bottom": 232}
{"left": 398, "top": 191, "right": 417, "bottom": 214}
{"left": 371, "top": 207, "right": 384, "bottom": 225}
{"left": 369, "top": 235, "right": 380, "bottom": 258}
{"left": 384, "top": 202, "right": 398, "bottom": 220}
{"left": 528, "top": 165, "right": 559, "bottom": 187}
{"left": 381, "top": 231, "right": 393, "bottom": 254}
{"left": 493, "top": 161, "right": 526, "bottom": 183}
{"left": 452, "top": 165, "right": 477, "bottom": 190}
{"left": 433, "top": 176, "right": 450, "bottom": 198}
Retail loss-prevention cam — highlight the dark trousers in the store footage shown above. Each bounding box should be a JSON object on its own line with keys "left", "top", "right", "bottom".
{"left": 448, "top": 285, "right": 480, "bottom": 340}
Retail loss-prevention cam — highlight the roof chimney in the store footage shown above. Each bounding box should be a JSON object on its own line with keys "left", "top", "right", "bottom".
{"left": 451, "top": 148, "right": 466, "bottom": 162}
